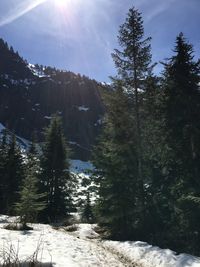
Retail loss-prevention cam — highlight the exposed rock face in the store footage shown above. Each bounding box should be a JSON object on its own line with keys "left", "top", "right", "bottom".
{"left": 0, "top": 38, "right": 105, "bottom": 160}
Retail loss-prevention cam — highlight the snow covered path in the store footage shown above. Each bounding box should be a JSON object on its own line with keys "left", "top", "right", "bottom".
{"left": 0, "top": 218, "right": 131, "bottom": 267}
{"left": 1, "top": 216, "right": 200, "bottom": 267}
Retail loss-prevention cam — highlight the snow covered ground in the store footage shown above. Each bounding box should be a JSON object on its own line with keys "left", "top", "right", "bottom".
{"left": 1, "top": 143, "right": 200, "bottom": 266}
{"left": 0, "top": 216, "right": 126, "bottom": 267}
{"left": 1, "top": 215, "right": 200, "bottom": 267}
{"left": 104, "top": 241, "right": 200, "bottom": 267}
{"left": 70, "top": 160, "right": 94, "bottom": 175}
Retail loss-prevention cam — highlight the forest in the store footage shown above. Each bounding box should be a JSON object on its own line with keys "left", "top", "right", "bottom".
{"left": 0, "top": 6, "right": 200, "bottom": 258}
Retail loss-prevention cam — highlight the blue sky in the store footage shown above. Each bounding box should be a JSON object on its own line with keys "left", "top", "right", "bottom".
{"left": 0, "top": 0, "right": 199, "bottom": 82}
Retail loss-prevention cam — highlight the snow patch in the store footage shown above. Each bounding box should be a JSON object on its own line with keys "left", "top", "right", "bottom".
{"left": 44, "top": 116, "right": 52, "bottom": 120}
{"left": 70, "top": 160, "right": 94, "bottom": 175}
{"left": 28, "top": 63, "right": 49, "bottom": 78}
{"left": 0, "top": 123, "right": 5, "bottom": 132}
{"left": 104, "top": 240, "right": 200, "bottom": 267}
{"left": 77, "top": 106, "right": 90, "bottom": 112}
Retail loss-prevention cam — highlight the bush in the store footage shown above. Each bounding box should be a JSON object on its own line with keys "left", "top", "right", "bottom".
{"left": 65, "top": 224, "right": 78, "bottom": 232}
{"left": 4, "top": 223, "right": 33, "bottom": 231}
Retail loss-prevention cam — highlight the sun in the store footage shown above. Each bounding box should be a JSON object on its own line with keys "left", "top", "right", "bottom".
{"left": 54, "top": 0, "right": 70, "bottom": 8}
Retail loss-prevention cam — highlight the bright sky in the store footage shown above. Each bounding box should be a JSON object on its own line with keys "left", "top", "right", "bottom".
{"left": 0, "top": 0, "right": 199, "bottom": 82}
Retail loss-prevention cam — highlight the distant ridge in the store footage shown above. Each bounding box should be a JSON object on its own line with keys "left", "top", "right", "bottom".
{"left": 0, "top": 38, "right": 106, "bottom": 160}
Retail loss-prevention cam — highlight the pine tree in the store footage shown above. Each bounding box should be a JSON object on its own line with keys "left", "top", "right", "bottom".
{"left": 93, "top": 83, "right": 138, "bottom": 239}
{"left": 141, "top": 75, "right": 175, "bottom": 242}
{"left": 81, "top": 192, "right": 94, "bottom": 223}
{"left": 162, "top": 33, "right": 200, "bottom": 252}
{"left": 112, "top": 6, "right": 152, "bottom": 222}
{"left": 15, "top": 142, "right": 45, "bottom": 228}
{"left": 3, "top": 134, "right": 24, "bottom": 214}
{"left": 0, "top": 130, "right": 9, "bottom": 213}
{"left": 40, "top": 116, "right": 72, "bottom": 222}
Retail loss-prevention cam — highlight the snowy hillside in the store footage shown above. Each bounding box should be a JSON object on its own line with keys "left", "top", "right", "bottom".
{"left": 0, "top": 122, "right": 30, "bottom": 150}
{"left": 0, "top": 215, "right": 200, "bottom": 267}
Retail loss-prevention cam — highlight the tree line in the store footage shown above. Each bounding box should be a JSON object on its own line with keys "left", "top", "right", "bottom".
{"left": 92, "top": 7, "right": 200, "bottom": 255}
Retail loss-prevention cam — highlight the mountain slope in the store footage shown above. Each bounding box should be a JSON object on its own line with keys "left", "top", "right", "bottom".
{"left": 0, "top": 38, "right": 106, "bottom": 159}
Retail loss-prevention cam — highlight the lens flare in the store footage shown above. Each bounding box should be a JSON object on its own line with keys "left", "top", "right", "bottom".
{"left": 0, "top": 0, "right": 47, "bottom": 27}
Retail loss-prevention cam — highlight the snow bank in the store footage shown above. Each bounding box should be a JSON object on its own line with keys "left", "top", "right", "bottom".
{"left": 104, "top": 240, "right": 200, "bottom": 267}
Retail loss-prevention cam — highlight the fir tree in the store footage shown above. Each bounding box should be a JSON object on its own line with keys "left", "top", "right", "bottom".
{"left": 81, "top": 192, "right": 94, "bottom": 223}
{"left": 40, "top": 116, "right": 72, "bottom": 222}
{"left": 112, "top": 6, "right": 152, "bottom": 222}
{"left": 3, "top": 134, "right": 24, "bottom": 214}
{"left": 162, "top": 33, "right": 200, "bottom": 252}
{"left": 0, "top": 130, "right": 9, "bottom": 213}
{"left": 15, "top": 142, "right": 45, "bottom": 228}
{"left": 93, "top": 7, "right": 153, "bottom": 239}
{"left": 93, "top": 83, "right": 138, "bottom": 239}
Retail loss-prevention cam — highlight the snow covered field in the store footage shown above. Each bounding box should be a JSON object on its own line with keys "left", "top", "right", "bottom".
{"left": 0, "top": 215, "right": 200, "bottom": 267}
{"left": 0, "top": 216, "right": 126, "bottom": 267}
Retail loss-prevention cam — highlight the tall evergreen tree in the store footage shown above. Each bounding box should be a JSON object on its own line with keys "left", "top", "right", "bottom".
{"left": 162, "top": 33, "right": 200, "bottom": 251}
{"left": 0, "top": 130, "right": 9, "bottom": 213}
{"left": 3, "top": 134, "right": 24, "bottom": 214}
{"left": 112, "top": 6, "right": 152, "bottom": 220}
{"left": 15, "top": 142, "right": 45, "bottom": 228}
{"left": 93, "top": 84, "right": 138, "bottom": 239}
{"left": 40, "top": 116, "right": 72, "bottom": 222}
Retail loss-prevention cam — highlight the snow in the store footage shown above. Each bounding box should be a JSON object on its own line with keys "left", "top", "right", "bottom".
{"left": 28, "top": 63, "right": 49, "bottom": 78}
{"left": 44, "top": 116, "right": 52, "bottom": 120}
{"left": 70, "top": 160, "right": 94, "bottom": 175}
{"left": 104, "top": 240, "right": 200, "bottom": 267}
{"left": 77, "top": 106, "right": 90, "bottom": 112}
{"left": 1, "top": 215, "right": 200, "bottom": 267}
{"left": 69, "top": 160, "right": 97, "bottom": 205}
{"left": 94, "top": 118, "right": 103, "bottom": 126}
{"left": 0, "top": 216, "right": 125, "bottom": 267}
{"left": 0, "top": 122, "right": 30, "bottom": 150}
{"left": 0, "top": 123, "right": 5, "bottom": 133}
{"left": 70, "top": 224, "right": 99, "bottom": 240}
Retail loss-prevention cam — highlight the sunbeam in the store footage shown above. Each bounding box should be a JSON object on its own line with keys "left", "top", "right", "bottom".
{"left": 0, "top": 0, "right": 47, "bottom": 27}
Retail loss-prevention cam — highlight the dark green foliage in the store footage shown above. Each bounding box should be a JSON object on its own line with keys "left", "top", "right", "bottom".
{"left": 160, "top": 33, "right": 200, "bottom": 253}
{"left": 93, "top": 7, "right": 153, "bottom": 239}
{"left": 92, "top": 7, "right": 200, "bottom": 256}
{"left": 0, "top": 130, "right": 8, "bottom": 213}
{"left": 0, "top": 133, "right": 24, "bottom": 215}
{"left": 15, "top": 142, "right": 45, "bottom": 227}
{"left": 81, "top": 192, "right": 94, "bottom": 223}
{"left": 112, "top": 6, "right": 153, "bottom": 224}
{"left": 93, "top": 84, "right": 138, "bottom": 239}
{"left": 40, "top": 116, "right": 73, "bottom": 222}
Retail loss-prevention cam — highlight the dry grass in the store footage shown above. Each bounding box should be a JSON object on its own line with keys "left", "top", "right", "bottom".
{"left": 0, "top": 240, "right": 53, "bottom": 267}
